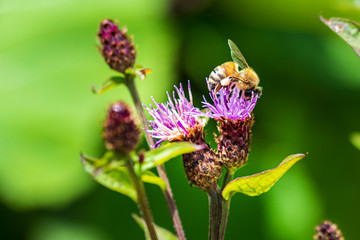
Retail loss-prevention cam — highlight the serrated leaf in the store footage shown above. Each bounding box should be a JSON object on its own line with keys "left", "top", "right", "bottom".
{"left": 132, "top": 214, "right": 178, "bottom": 240}
{"left": 92, "top": 76, "right": 126, "bottom": 94}
{"left": 350, "top": 132, "right": 360, "bottom": 150}
{"left": 136, "top": 142, "right": 202, "bottom": 173}
{"left": 81, "top": 154, "right": 137, "bottom": 202}
{"left": 222, "top": 153, "right": 307, "bottom": 200}
{"left": 320, "top": 15, "right": 360, "bottom": 56}
{"left": 141, "top": 171, "right": 167, "bottom": 191}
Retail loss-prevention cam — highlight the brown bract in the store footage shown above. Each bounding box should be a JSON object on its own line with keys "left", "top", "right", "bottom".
{"left": 177, "top": 127, "right": 222, "bottom": 190}
{"left": 216, "top": 115, "right": 254, "bottom": 171}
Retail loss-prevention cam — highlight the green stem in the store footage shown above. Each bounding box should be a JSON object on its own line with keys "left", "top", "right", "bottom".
{"left": 125, "top": 155, "right": 158, "bottom": 240}
{"left": 125, "top": 75, "right": 186, "bottom": 240}
{"left": 219, "top": 169, "right": 234, "bottom": 240}
{"left": 207, "top": 188, "right": 222, "bottom": 240}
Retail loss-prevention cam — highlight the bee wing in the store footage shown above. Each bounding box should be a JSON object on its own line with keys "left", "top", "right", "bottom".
{"left": 228, "top": 39, "right": 249, "bottom": 69}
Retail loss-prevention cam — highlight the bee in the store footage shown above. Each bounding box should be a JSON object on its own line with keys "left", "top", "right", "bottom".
{"left": 207, "top": 40, "right": 262, "bottom": 97}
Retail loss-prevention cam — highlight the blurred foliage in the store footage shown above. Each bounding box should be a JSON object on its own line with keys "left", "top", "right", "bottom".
{"left": 133, "top": 214, "right": 178, "bottom": 240}
{"left": 1, "top": 0, "right": 360, "bottom": 239}
{"left": 350, "top": 132, "right": 360, "bottom": 150}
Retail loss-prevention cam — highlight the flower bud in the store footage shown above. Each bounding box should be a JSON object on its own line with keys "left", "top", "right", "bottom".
{"left": 103, "top": 102, "right": 139, "bottom": 154}
{"left": 97, "top": 19, "right": 136, "bottom": 73}
{"left": 216, "top": 116, "right": 254, "bottom": 170}
{"left": 314, "top": 221, "right": 344, "bottom": 240}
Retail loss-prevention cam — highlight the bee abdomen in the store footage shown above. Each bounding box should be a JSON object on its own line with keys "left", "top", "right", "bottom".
{"left": 208, "top": 66, "right": 227, "bottom": 91}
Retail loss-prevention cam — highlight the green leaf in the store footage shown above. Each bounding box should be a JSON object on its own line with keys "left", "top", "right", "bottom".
{"left": 350, "top": 132, "right": 360, "bottom": 150}
{"left": 141, "top": 171, "right": 167, "bottom": 191}
{"left": 320, "top": 15, "right": 360, "bottom": 56}
{"left": 132, "top": 214, "right": 178, "bottom": 240}
{"left": 137, "top": 142, "right": 202, "bottom": 173}
{"left": 81, "top": 154, "right": 137, "bottom": 202}
{"left": 222, "top": 153, "right": 307, "bottom": 200}
{"left": 92, "top": 76, "right": 126, "bottom": 94}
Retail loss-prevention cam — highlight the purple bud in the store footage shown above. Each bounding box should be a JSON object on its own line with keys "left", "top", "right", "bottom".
{"left": 103, "top": 102, "right": 139, "bottom": 154}
{"left": 138, "top": 150, "right": 145, "bottom": 164}
{"left": 314, "top": 221, "right": 344, "bottom": 240}
{"left": 97, "top": 19, "right": 136, "bottom": 73}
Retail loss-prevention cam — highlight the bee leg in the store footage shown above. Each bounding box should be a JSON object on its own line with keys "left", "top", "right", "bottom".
{"left": 220, "top": 77, "right": 231, "bottom": 87}
{"left": 244, "top": 90, "right": 252, "bottom": 98}
{"left": 214, "top": 84, "right": 222, "bottom": 94}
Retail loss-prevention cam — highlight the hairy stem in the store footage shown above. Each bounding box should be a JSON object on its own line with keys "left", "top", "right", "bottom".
{"left": 125, "top": 155, "right": 158, "bottom": 240}
{"left": 207, "top": 188, "right": 222, "bottom": 240}
{"left": 219, "top": 169, "right": 234, "bottom": 240}
{"left": 126, "top": 75, "right": 186, "bottom": 240}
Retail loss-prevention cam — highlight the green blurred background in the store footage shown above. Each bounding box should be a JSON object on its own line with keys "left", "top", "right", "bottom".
{"left": 1, "top": 0, "right": 360, "bottom": 239}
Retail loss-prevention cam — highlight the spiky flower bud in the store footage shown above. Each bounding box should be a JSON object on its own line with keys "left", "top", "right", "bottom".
{"left": 314, "top": 221, "right": 344, "bottom": 240}
{"left": 103, "top": 102, "right": 139, "bottom": 154}
{"left": 144, "top": 83, "right": 222, "bottom": 190}
{"left": 98, "top": 19, "right": 136, "bottom": 73}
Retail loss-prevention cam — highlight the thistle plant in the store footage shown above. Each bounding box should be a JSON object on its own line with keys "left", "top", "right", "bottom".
{"left": 82, "top": 18, "right": 308, "bottom": 240}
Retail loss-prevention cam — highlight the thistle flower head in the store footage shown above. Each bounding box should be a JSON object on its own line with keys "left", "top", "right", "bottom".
{"left": 97, "top": 19, "right": 136, "bottom": 73}
{"left": 144, "top": 82, "right": 204, "bottom": 147}
{"left": 314, "top": 221, "right": 344, "bottom": 240}
{"left": 103, "top": 101, "right": 139, "bottom": 154}
{"left": 202, "top": 87, "right": 259, "bottom": 121}
{"left": 199, "top": 86, "right": 260, "bottom": 170}
{"left": 144, "top": 82, "right": 222, "bottom": 189}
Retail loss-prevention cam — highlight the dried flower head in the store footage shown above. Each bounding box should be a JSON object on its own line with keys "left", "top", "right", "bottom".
{"left": 98, "top": 19, "right": 136, "bottom": 73}
{"left": 201, "top": 88, "right": 259, "bottom": 170}
{"left": 182, "top": 140, "right": 221, "bottom": 190}
{"left": 314, "top": 221, "right": 344, "bottom": 240}
{"left": 103, "top": 101, "right": 139, "bottom": 154}
{"left": 144, "top": 82, "right": 222, "bottom": 189}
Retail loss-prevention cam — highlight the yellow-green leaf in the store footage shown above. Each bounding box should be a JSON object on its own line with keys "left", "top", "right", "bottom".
{"left": 141, "top": 171, "right": 167, "bottom": 191}
{"left": 132, "top": 214, "right": 178, "bottom": 240}
{"left": 137, "top": 142, "right": 202, "bottom": 173}
{"left": 81, "top": 154, "right": 137, "bottom": 202}
{"left": 222, "top": 153, "right": 307, "bottom": 200}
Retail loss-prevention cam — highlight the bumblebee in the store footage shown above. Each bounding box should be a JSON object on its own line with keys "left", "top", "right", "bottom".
{"left": 207, "top": 40, "right": 262, "bottom": 97}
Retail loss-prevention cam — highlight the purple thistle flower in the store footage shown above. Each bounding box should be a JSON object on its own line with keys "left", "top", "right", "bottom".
{"left": 143, "top": 82, "right": 204, "bottom": 148}
{"left": 202, "top": 87, "right": 259, "bottom": 121}
{"left": 144, "top": 82, "right": 223, "bottom": 189}
{"left": 199, "top": 86, "right": 260, "bottom": 171}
